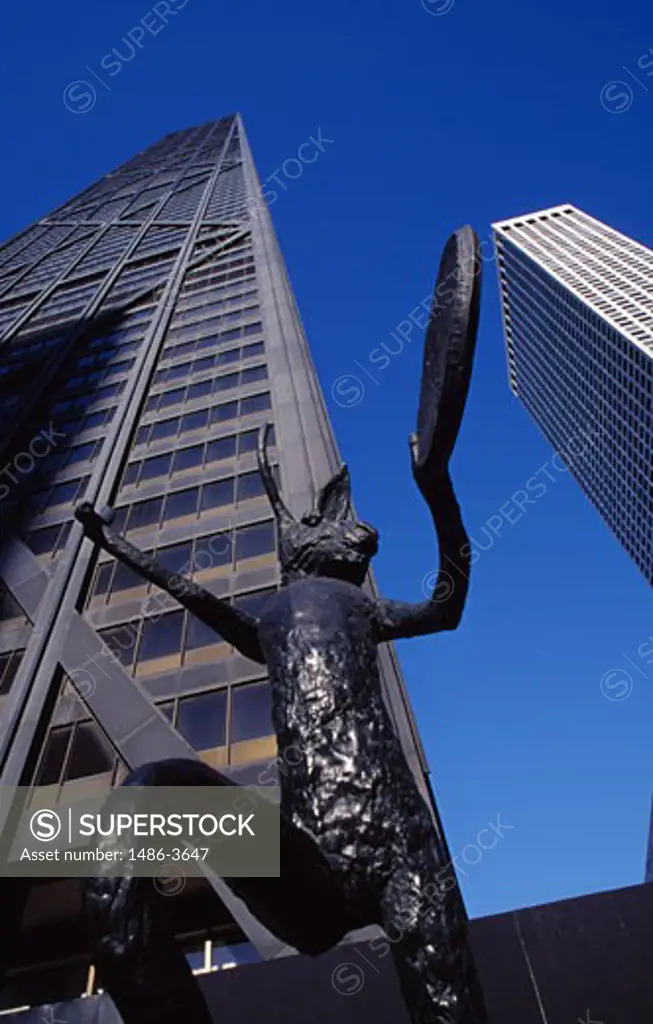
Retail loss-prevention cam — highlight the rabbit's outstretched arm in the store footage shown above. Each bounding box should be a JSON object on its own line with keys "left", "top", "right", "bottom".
{"left": 75, "top": 502, "right": 265, "bottom": 664}
{"left": 374, "top": 468, "right": 470, "bottom": 641}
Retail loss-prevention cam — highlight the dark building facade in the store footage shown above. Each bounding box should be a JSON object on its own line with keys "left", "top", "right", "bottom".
{"left": 646, "top": 797, "right": 653, "bottom": 883}
{"left": 0, "top": 116, "right": 449, "bottom": 1012}
{"left": 2, "top": 882, "right": 653, "bottom": 1023}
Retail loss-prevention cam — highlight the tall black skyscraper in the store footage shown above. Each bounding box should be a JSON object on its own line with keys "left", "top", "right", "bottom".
{"left": 0, "top": 117, "right": 452, "bottom": 1012}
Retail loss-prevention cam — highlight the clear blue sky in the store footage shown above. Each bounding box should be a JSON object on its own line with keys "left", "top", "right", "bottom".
{"left": 1, "top": 0, "right": 652, "bottom": 919}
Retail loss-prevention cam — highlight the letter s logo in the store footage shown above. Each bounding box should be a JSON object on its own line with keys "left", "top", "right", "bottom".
{"left": 600, "top": 81, "right": 634, "bottom": 114}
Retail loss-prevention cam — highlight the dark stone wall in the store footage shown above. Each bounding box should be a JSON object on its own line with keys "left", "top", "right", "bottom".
{"left": 473, "top": 881, "right": 653, "bottom": 1023}
{"left": 5, "top": 882, "right": 653, "bottom": 1024}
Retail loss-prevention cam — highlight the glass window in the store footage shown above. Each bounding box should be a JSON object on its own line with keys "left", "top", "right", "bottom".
{"left": 194, "top": 531, "right": 233, "bottom": 570}
{"left": 192, "top": 355, "right": 215, "bottom": 374}
{"left": 122, "top": 462, "right": 140, "bottom": 487}
{"left": 0, "top": 649, "right": 24, "bottom": 694}
{"left": 24, "top": 525, "right": 60, "bottom": 556}
{"left": 185, "top": 948, "right": 206, "bottom": 972}
{"left": 164, "top": 488, "right": 199, "bottom": 521}
{"left": 176, "top": 690, "right": 227, "bottom": 750}
{"left": 181, "top": 409, "right": 209, "bottom": 433}
{"left": 111, "top": 506, "right": 129, "bottom": 533}
{"left": 238, "top": 428, "right": 265, "bottom": 454}
{"left": 244, "top": 341, "right": 265, "bottom": 359}
{"left": 211, "top": 401, "right": 238, "bottom": 424}
{"left": 169, "top": 340, "right": 195, "bottom": 360}
{"left": 141, "top": 453, "right": 172, "bottom": 481}
{"left": 105, "top": 358, "right": 134, "bottom": 379}
{"left": 35, "top": 727, "right": 72, "bottom": 786}
{"left": 65, "top": 722, "right": 115, "bottom": 780}
{"left": 241, "top": 365, "right": 267, "bottom": 385}
{"left": 150, "top": 418, "right": 179, "bottom": 441}
{"left": 206, "top": 436, "right": 236, "bottom": 463}
{"left": 220, "top": 328, "right": 241, "bottom": 342}
{"left": 128, "top": 497, "right": 163, "bottom": 531}
{"left": 159, "top": 387, "right": 185, "bottom": 409}
{"left": 61, "top": 416, "right": 83, "bottom": 436}
{"left": 213, "top": 373, "right": 238, "bottom": 394}
{"left": 93, "top": 561, "right": 114, "bottom": 597}
{"left": 172, "top": 445, "right": 203, "bottom": 473}
{"left": 201, "top": 478, "right": 234, "bottom": 511}
{"left": 168, "top": 362, "right": 190, "bottom": 380}
{"left": 135, "top": 425, "right": 150, "bottom": 445}
{"left": 111, "top": 562, "right": 147, "bottom": 595}
{"left": 48, "top": 480, "right": 80, "bottom": 507}
{"left": 45, "top": 448, "right": 68, "bottom": 474}
{"left": 138, "top": 611, "right": 184, "bottom": 663}
{"left": 236, "top": 522, "right": 275, "bottom": 560}
{"left": 185, "top": 613, "right": 223, "bottom": 650}
{"left": 216, "top": 347, "right": 242, "bottom": 366}
{"left": 157, "top": 540, "right": 192, "bottom": 575}
{"left": 243, "top": 321, "right": 262, "bottom": 336}
{"left": 187, "top": 380, "right": 212, "bottom": 401}
{"left": 237, "top": 472, "right": 265, "bottom": 502}
{"left": 67, "top": 441, "right": 97, "bottom": 465}
{"left": 99, "top": 623, "right": 140, "bottom": 668}
{"left": 240, "top": 393, "right": 270, "bottom": 415}
{"left": 231, "top": 682, "right": 273, "bottom": 743}
{"left": 195, "top": 335, "right": 217, "bottom": 352}
{"left": 211, "top": 941, "right": 260, "bottom": 969}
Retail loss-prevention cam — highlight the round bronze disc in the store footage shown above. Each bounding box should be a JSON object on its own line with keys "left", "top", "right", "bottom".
{"left": 414, "top": 225, "right": 481, "bottom": 481}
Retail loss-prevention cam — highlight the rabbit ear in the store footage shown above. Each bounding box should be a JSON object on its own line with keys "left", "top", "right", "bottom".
{"left": 257, "top": 423, "right": 295, "bottom": 528}
{"left": 316, "top": 465, "right": 351, "bottom": 521}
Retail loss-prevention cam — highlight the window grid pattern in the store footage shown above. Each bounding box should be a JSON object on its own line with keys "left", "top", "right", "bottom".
{"left": 206, "top": 163, "right": 247, "bottom": 222}
{"left": 109, "top": 451, "right": 272, "bottom": 535}
{"left": 494, "top": 205, "right": 653, "bottom": 354}
{"left": 0, "top": 127, "right": 236, "bottom": 440}
{"left": 35, "top": 672, "right": 274, "bottom": 793}
{"left": 6, "top": 228, "right": 99, "bottom": 300}
{"left": 15, "top": 303, "right": 156, "bottom": 546}
{"left": 121, "top": 423, "right": 273, "bottom": 491}
{"left": 0, "top": 225, "right": 76, "bottom": 278}
{"left": 1, "top": 115, "right": 287, "bottom": 791}
{"left": 104, "top": 208, "right": 273, "bottom": 547}
{"left": 493, "top": 206, "right": 653, "bottom": 583}
{"left": 70, "top": 227, "right": 137, "bottom": 277}
{"left": 88, "top": 520, "right": 276, "bottom": 605}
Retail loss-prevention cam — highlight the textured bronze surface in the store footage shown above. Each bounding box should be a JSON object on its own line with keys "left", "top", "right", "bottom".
{"left": 75, "top": 227, "right": 485, "bottom": 1024}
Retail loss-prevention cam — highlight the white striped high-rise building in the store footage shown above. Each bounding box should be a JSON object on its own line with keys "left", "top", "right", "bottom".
{"left": 493, "top": 205, "right": 653, "bottom": 584}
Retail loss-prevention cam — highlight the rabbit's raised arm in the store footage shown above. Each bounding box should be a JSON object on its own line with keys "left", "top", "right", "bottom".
{"left": 75, "top": 502, "right": 265, "bottom": 664}
{"left": 374, "top": 464, "right": 470, "bottom": 641}
{"left": 375, "top": 226, "right": 480, "bottom": 642}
